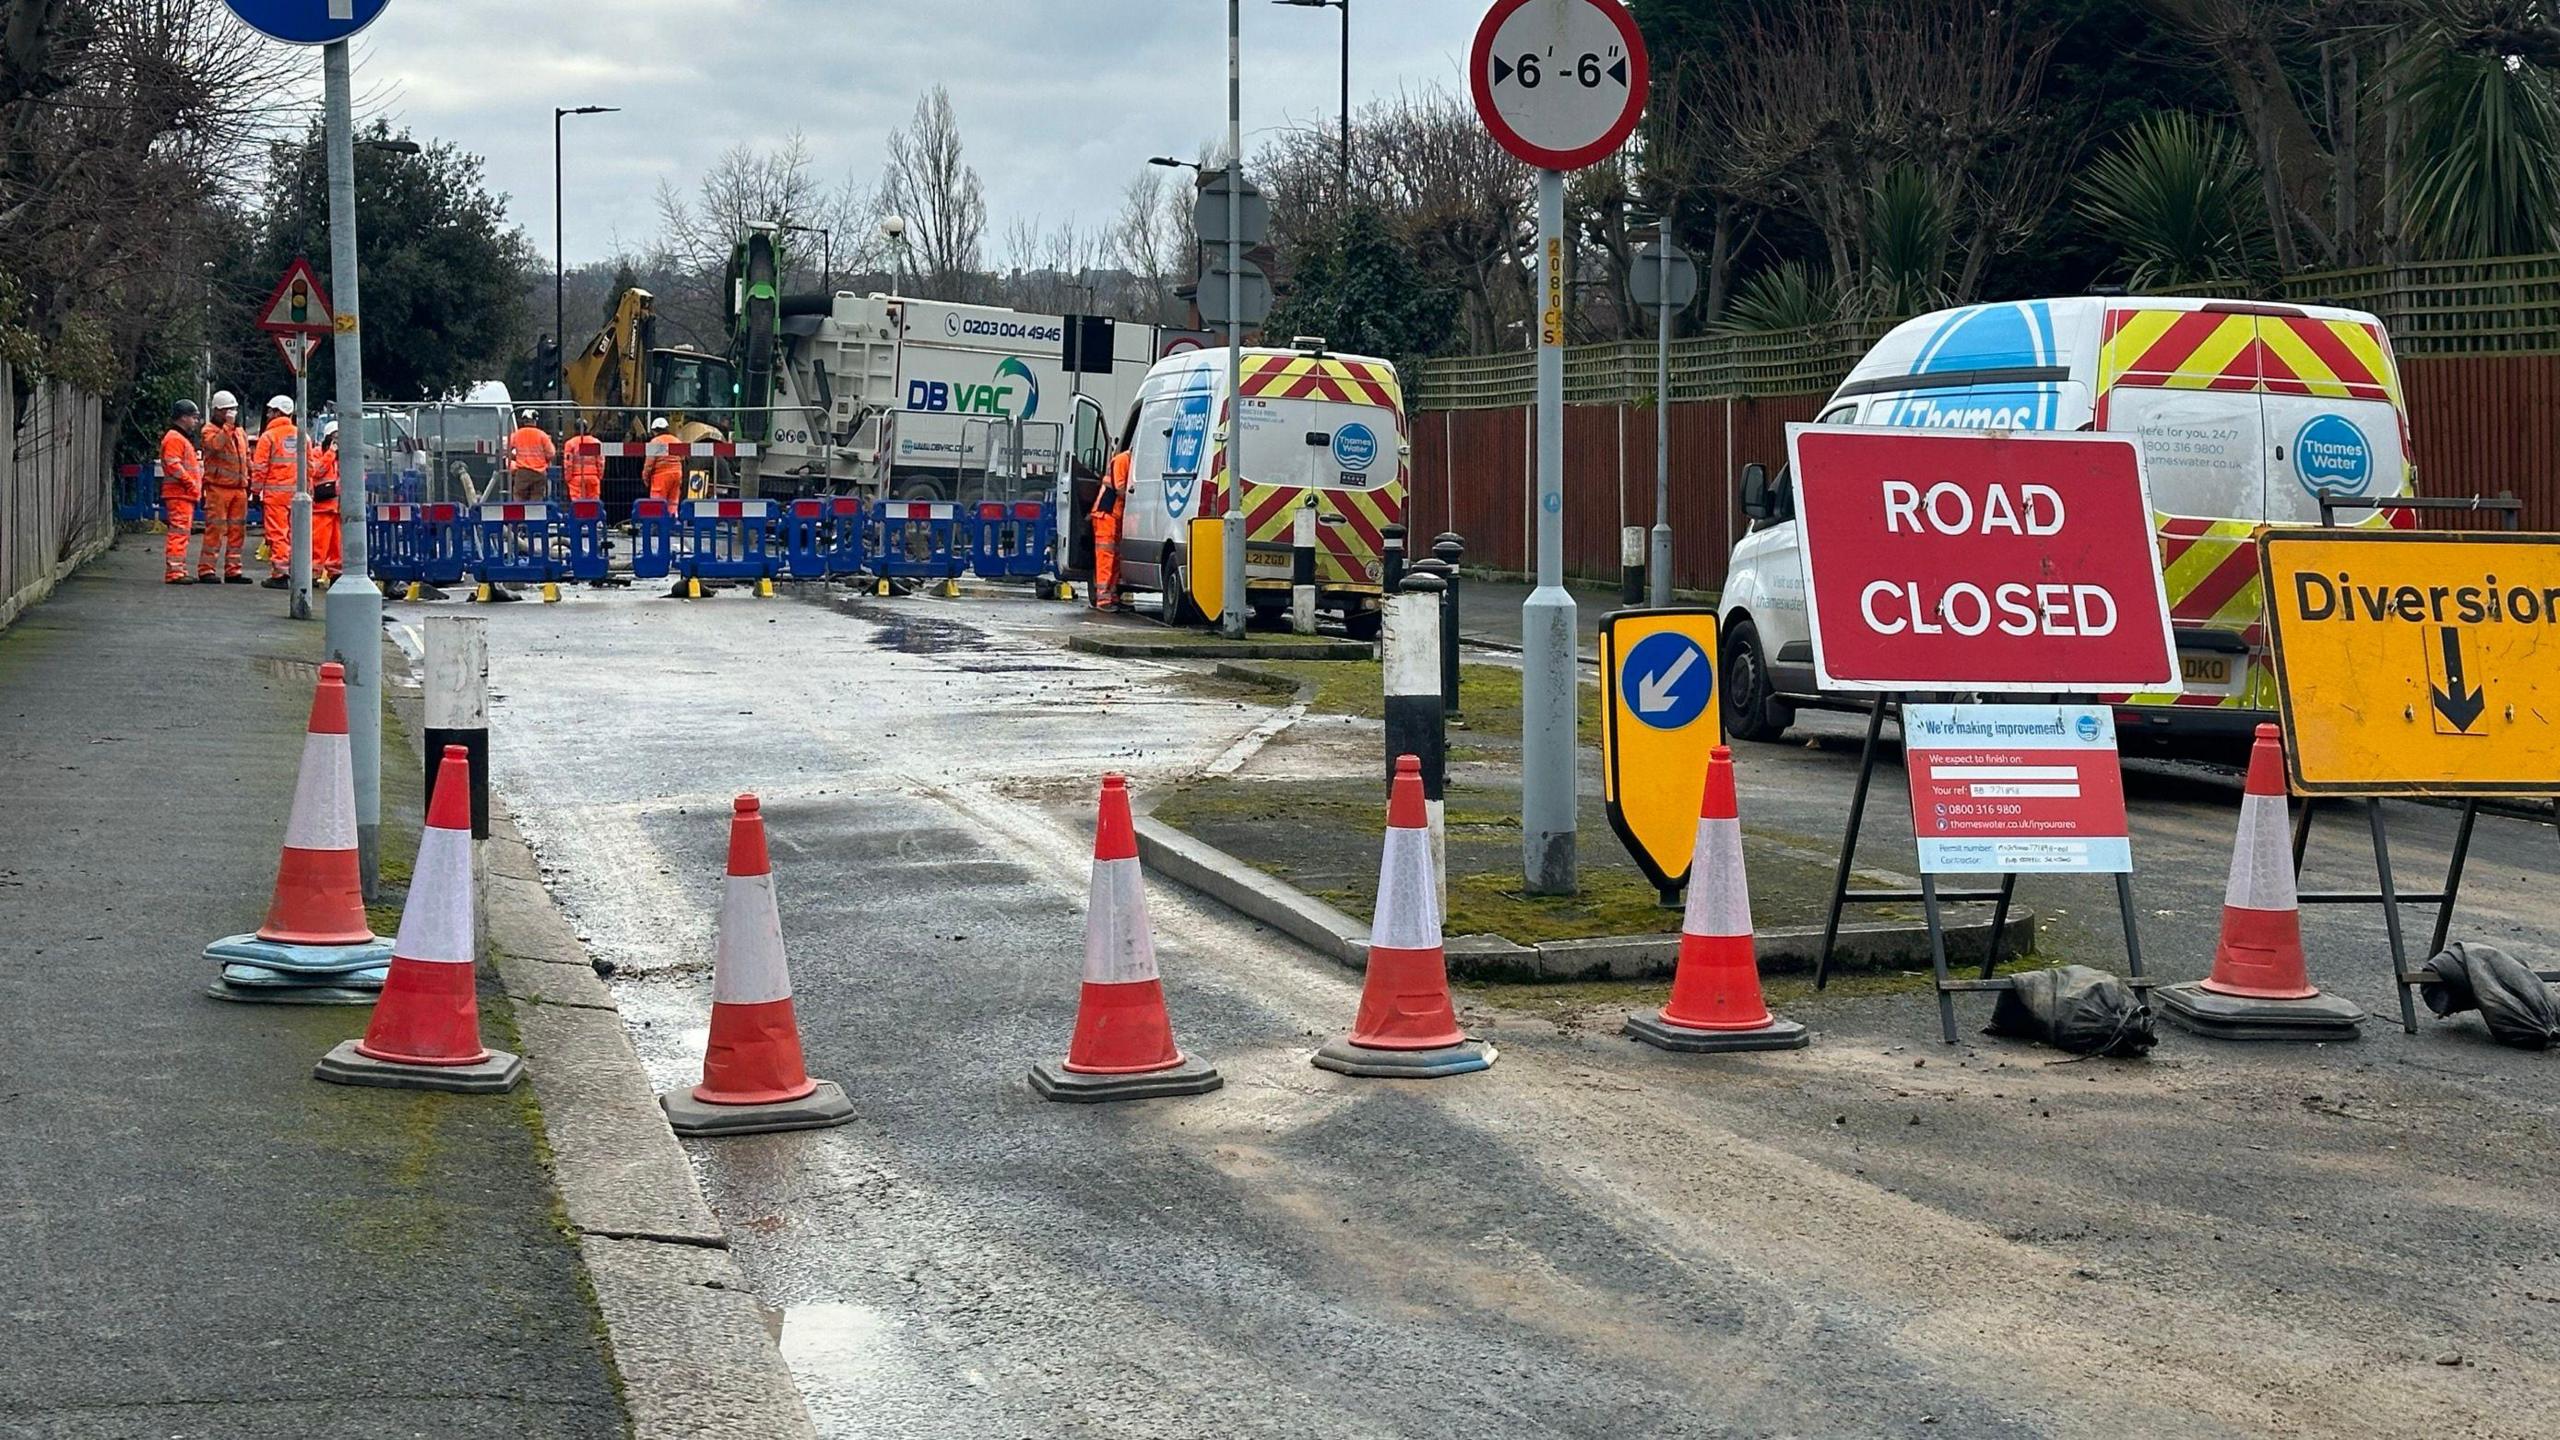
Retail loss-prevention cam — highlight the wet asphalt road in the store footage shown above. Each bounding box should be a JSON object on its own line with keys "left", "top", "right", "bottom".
{"left": 454, "top": 581, "right": 2560, "bottom": 1439}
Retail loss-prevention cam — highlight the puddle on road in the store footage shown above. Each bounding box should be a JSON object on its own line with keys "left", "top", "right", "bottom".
{"left": 772, "top": 1299, "right": 893, "bottom": 1363}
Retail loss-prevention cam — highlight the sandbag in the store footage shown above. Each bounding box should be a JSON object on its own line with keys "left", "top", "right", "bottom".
{"left": 1984, "top": 964, "right": 2156, "bottom": 1056}
{"left": 2419, "top": 941, "right": 2560, "bottom": 1050}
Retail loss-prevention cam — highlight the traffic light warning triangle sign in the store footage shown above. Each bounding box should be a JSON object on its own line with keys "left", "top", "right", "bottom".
{"left": 257, "top": 257, "right": 333, "bottom": 336}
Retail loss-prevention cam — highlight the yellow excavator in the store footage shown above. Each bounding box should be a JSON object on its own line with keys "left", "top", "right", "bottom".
{"left": 562, "top": 287, "right": 737, "bottom": 508}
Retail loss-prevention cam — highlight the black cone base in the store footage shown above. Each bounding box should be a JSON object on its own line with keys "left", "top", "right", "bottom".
{"left": 314, "top": 1040, "right": 524, "bottom": 1093}
{"left": 2155, "top": 982, "right": 2365, "bottom": 1041}
{"left": 1029, "top": 1055, "right": 1223, "bottom": 1103}
{"left": 660, "top": 1079, "right": 858, "bottom": 1136}
{"left": 1624, "top": 1010, "right": 1810, "bottom": 1053}
{"left": 1311, "top": 1037, "right": 1495, "bottom": 1078}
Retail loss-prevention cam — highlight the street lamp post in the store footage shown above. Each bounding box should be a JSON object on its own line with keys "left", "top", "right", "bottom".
{"left": 554, "top": 106, "right": 620, "bottom": 401}
{"left": 1274, "top": 0, "right": 1349, "bottom": 205}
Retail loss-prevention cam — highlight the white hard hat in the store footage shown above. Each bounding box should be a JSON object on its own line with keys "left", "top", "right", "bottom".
{"left": 650, "top": 417, "right": 669, "bottom": 431}
{"left": 268, "top": 395, "right": 295, "bottom": 416}
{"left": 520, "top": 409, "right": 538, "bottom": 423}
{"left": 210, "top": 390, "right": 238, "bottom": 411}
{"left": 318, "top": 419, "right": 339, "bottom": 443}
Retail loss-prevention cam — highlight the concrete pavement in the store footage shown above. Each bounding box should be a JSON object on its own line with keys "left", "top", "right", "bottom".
{"left": 0, "top": 545, "right": 622, "bottom": 1438}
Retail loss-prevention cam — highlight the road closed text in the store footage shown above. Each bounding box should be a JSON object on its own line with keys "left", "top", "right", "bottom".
{"left": 1788, "top": 426, "right": 2180, "bottom": 693}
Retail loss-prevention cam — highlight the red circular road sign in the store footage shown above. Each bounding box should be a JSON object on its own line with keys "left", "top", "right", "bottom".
{"left": 1469, "top": 0, "right": 1649, "bottom": 172}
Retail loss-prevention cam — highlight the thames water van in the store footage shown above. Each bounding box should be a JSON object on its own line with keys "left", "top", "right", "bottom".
{"left": 1114, "top": 341, "right": 1409, "bottom": 638}
{"left": 1717, "top": 296, "right": 2415, "bottom": 743}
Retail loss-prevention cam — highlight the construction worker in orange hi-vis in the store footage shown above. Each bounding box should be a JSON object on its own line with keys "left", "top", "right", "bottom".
{"left": 562, "top": 417, "right": 604, "bottom": 503}
{"left": 642, "top": 418, "right": 683, "bottom": 507}
{"left": 196, "top": 390, "right": 252, "bottom": 583}
{"left": 1089, "top": 444, "right": 1130, "bottom": 609}
{"left": 504, "top": 408, "right": 556, "bottom": 502}
{"left": 159, "top": 399, "right": 204, "bottom": 584}
{"left": 310, "top": 420, "right": 344, "bottom": 584}
{"left": 252, "top": 394, "right": 302, "bottom": 589}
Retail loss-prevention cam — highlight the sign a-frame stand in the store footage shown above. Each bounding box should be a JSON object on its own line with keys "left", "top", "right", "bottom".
{"left": 2264, "top": 493, "right": 2559, "bottom": 1034}
{"left": 1811, "top": 696, "right": 2151, "bottom": 1045}
{"left": 1790, "top": 425, "right": 2184, "bottom": 1044}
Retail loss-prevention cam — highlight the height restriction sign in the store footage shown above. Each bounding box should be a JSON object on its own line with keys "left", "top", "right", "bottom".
{"left": 1469, "top": 0, "right": 1648, "bottom": 172}
{"left": 1790, "top": 426, "right": 2181, "bottom": 694}
{"left": 2261, "top": 530, "right": 2560, "bottom": 796}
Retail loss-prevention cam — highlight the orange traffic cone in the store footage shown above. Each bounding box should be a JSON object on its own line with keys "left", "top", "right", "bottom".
{"left": 2158, "top": 724, "right": 2364, "bottom": 1040}
{"left": 659, "top": 795, "right": 857, "bottom": 1135}
{"left": 1626, "top": 746, "right": 1808, "bottom": 1053}
{"left": 1031, "top": 775, "right": 1223, "bottom": 1101}
{"left": 1314, "top": 754, "right": 1495, "bottom": 1078}
{"left": 205, "top": 661, "right": 392, "bottom": 1004}
{"left": 315, "top": 746, "right": 525, "bottom": 1091}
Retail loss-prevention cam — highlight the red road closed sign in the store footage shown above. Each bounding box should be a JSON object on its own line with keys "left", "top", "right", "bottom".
{"left": 1788, "top": 426, "right": 2180, "bottom": 694}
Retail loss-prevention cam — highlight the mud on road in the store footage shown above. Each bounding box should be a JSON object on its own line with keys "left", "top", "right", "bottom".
{"left": 457, "top": 584, "right": 2560, "bottom": 1438}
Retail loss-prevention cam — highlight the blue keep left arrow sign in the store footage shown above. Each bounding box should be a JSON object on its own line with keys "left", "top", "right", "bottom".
{"left": 224, "top": 0, "right": 391, "bottom": 46}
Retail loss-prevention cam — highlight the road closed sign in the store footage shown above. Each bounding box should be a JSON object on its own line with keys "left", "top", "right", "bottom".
{"left": 2260, "top": 530, "right": 2560, "bottom": 796}
{"left": 1599, "top": 609, "right": 1720, "bottom": 894}
{"left": 1789, "top": 426, "right": 2181, "bottom": 694}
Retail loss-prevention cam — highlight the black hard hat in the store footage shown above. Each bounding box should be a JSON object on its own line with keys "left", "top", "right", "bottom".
{"left": 171, "top": 399, "right": 201, "bottom": 419}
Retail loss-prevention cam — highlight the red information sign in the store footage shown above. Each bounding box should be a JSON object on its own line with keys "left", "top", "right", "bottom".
{"left": 1788, "top": 425, "right": 2180, "bottom": 694}
{"left": 1902, "top": 704, "right": 2132, "bottom": 873}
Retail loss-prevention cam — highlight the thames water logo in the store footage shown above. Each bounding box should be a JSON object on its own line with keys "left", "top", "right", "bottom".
{"left": 1332, "top": 421, "right": 1378, "bottom": 472}
{"left": 2293, "top": 414, "right": 2372, "bottom": 497}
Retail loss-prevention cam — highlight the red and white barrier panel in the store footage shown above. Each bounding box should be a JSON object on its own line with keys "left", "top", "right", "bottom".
{"left": 680, "top": 500, "right": 777, "bottom": 520}
{"left": 593, "top": 442, "right": 760, "bottom": 458}
{"left": 476, "top": 502, "right": 550, "bottom": 522}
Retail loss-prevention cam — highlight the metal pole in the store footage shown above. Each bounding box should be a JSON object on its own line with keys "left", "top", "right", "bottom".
{"left": 289, "top": 361, "right": 312, "bottom": 620}
{"left": 1522, "top": 167, "right": 1576, "bottom": 894}
{"left": 1649, "top": 279, "right": 1672, "bottom": 608}
{"left": 1220, "top": 0, "right": 1248, "bottom": 639}
{"left": 319, "top": 40, "right": 384, "bottom": 899}
{"left": 553, "top": 109, "right": 565, "bottom": 403}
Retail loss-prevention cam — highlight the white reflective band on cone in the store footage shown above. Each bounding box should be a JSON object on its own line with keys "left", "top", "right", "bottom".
{"left": 2224, "top": 792, "right": 2297, "bottom": 910}
{"left": 711, "top": 871, "right": 794, "bottom": 1004}
{"left": 1371, "top": 826, "right": 1443, "bottom": 951}
{"left": 1682, "top": 816, "right": 1751, "bottom": 939}
{"left": 1083, "top": 857, "right": 1159, "bottom": 985}
{"left": 392, "top": 824, "right": 475, "bottom": 965}
{"left": 282, "top": 732, "right": 358, "bottom": 850}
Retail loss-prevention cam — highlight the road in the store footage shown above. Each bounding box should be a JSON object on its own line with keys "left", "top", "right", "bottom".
{"left": 459, "top": 582, "right": 2560, "bottom": 1439}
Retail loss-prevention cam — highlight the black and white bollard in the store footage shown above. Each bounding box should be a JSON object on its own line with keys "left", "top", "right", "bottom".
{"left": 1290, "top": 497, "right": 1319, "bottom": 635}
{"left": 1386, "top": 571, "right": 1449, "bottom": 903}
{"left": 1433, "top": 532, "right": 1465, "bottom": 715}
{"left": 1382, "top": 524, "right": 1406, "bottom": 594}
{"left": 1621, "top": 525, "right": 1647, "bottom": 605}
{"left": 422, "top": 614, "right": 491, "bottom": 840}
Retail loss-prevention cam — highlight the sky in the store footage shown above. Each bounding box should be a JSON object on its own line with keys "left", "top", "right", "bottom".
{"left": 323, "top": 0, "right": 1491, "bottom": 268}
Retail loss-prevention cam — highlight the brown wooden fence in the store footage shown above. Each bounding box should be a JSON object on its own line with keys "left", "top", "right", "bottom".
{"left": 1408, "top": 353, "right": 2558, "bottom": 589}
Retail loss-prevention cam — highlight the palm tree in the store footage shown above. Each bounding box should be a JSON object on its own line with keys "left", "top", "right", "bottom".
{"left": 2075, "top": 112, "right": 2270, "bottom": 290}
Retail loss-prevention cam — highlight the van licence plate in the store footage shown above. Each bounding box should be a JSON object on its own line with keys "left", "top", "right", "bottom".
{"left": 2181, "top": 653, "right": 2237, "bottom": 692}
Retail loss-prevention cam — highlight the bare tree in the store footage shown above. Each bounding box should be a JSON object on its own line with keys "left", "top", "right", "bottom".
{"left": 646, "top": 132, "right": 876, "bottom": 345}
{"left": 880, "top": 85, "right": 986, "bottom": 300}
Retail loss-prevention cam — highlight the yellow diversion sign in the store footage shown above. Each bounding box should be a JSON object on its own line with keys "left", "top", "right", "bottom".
{"left": 1599, "top": 609, "right": 1722, "bottom": 896}
{"left": 2259, "top": 530, "right": 2560, "bottom": 796}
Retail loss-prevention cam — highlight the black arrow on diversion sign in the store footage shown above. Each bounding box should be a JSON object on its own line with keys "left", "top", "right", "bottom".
{"left": 2431, "top": 626, "right": 2487, "bottom": 734}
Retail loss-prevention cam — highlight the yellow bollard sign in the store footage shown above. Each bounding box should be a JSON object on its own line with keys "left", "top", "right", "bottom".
{"left": 1187, "top": 516, "right": 1224, "bottom": 623}
{"left": 1599, "top": 608, "right": 1722, "bottom": 895}
{"left": 2259, "top": 529, "right": 2560, "bottom": 795}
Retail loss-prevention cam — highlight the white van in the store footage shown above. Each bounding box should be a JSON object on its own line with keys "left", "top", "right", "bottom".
{"left": 1114, "top": 342, "right": 1409, "bottom": 637}
{"left": 1718, "top": 296, "right": 2415, "bottom": 743}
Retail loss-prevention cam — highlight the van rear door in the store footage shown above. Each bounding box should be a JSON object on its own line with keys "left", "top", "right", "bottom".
{"left": 1234, "top": 388, "right": 1402, "bottom": 588}
{"left": 2253, "top": 313, "right": 2410, "bottom": 523}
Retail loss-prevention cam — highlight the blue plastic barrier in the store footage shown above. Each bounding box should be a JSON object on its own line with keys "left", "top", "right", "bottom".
{"left": 367, "top": 504, "right": 424, "bottom": 585}
{"left": 417, "top": 503, "right": 472, "bottom": 586}
{"left": 627, "top": 499, "right": 675, "bottom": 579}
{"left": 561, "top": 499, "right": 611, "bottom": 583}
{"left": 116, "top": 463, "right": 158, "bottom": 523}
{"left": 782, "top": 496, "right": 865, "bottom": 579}
{"left": 969, "top": 499, "right": 1054, "bottom": 581}
{"left": 471, "top": 501, "right": 559, "bottom": 585}
{"left": 678, "top": 499, "right": 782, "bottom": 583}
{"left": 869, "top": 500, "right": 968, "bottom": 580}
